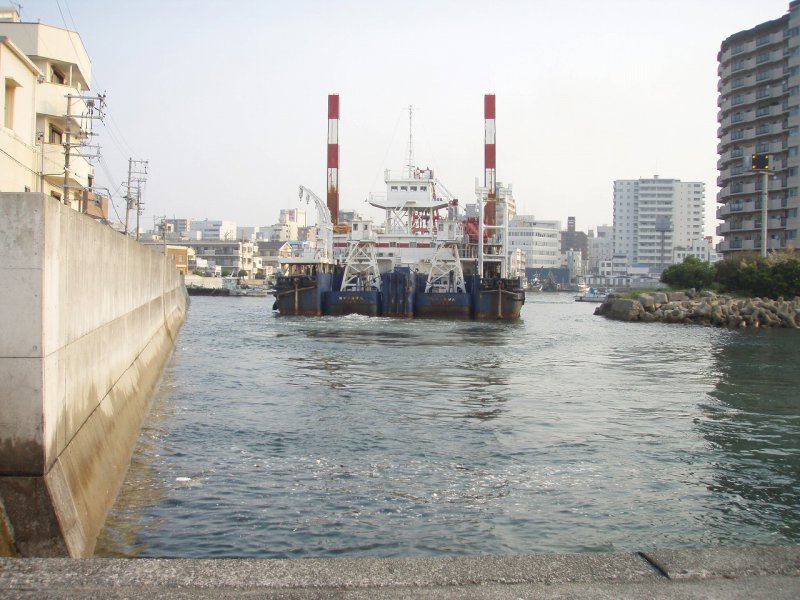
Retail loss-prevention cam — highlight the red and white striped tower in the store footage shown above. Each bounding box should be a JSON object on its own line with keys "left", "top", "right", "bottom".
{"left": 327, "top": 94, "right": 340, "bottom": 225}
{"left": 484, "top": 94, "right": 496, "bottom": 227}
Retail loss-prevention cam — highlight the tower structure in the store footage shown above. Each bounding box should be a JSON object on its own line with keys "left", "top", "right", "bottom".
{"left": 484, "top": 94, "right": 496, "bottom": 227}
{"left": 717, "top": 1, "right": 800, "bottom": 256}
{"left": 327, "top": 94, "right": 339, "bottom": 225}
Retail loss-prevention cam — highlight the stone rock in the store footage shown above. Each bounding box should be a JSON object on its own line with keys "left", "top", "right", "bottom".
{"left": 638, "top": 294, "right": 655, "bottom": 311}
{"left": 652, "top": 292, "right": 668, "bottom": 305}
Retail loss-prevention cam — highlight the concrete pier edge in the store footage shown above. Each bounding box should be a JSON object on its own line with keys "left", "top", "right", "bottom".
{"left": 1, "top": 546, "right": 798, "bottom": 598}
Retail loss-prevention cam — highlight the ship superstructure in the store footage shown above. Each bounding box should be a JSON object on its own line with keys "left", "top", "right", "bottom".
{"left": 273, "top": 94, "right": 524, "bottom": 319}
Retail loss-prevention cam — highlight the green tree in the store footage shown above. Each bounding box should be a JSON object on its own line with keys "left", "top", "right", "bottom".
{"left": 660, "top": 256, "right": 715, "bottom": 290}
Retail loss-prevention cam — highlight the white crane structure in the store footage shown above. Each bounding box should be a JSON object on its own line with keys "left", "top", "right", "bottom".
{"left": 299, "top": 185, "right": 333, "bottom": 263}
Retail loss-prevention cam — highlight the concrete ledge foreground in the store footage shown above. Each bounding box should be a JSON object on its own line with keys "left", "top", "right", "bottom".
{"left": 1, "top": 546, "right": 799, "bottom": 599}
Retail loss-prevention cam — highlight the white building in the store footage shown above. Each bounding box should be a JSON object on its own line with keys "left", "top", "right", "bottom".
{"left": 508, "top": 215, "right": 561, "bottom": 270}
{"left": 613, "top": 177, "right": 705, "bottom": 273}
{"left": 280, "top": 208, "right": 307, "bottom": 228}
{"left": 1, "top": 8, "right": 105, "bottom": 215}
{"left": 1, "top": 35, "right": 38, "bottom": 192}
{"left": 673, "top": 237, "right": 718, "bottom": 264}
{"left": 189, "top": 219, "right": 237, "bottom": 241}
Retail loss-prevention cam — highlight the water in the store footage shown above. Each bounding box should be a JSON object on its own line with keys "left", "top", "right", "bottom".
{"left": 95, "top": 294, "right": 800, "bottom": 558}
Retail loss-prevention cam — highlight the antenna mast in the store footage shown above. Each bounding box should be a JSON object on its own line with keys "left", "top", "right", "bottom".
{"left": 406, "top": 105, "right": 415, "bottom": 177}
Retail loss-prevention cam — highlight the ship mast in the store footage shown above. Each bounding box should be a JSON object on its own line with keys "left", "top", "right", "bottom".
{"left": 405, "top": 104, "right": 415, "bottom": 177}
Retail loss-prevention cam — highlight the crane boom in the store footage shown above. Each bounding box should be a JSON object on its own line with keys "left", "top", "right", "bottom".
{"left": 299, "top": 185, "right": 333, "bottom": 262}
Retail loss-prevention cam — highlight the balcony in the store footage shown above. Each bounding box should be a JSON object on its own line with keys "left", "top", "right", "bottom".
{"left": 37, "top": 82, "right": 88, "bottom": 123}
{"left": 41, "top": 141, "right": 93, "bottom": 189}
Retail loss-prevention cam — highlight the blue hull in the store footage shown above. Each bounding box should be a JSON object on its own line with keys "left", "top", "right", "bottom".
{"left": 272, "top": 273, "right": 332, "bottom": 316}
{"left": 326, "top": 291, "right": 381, "bottom": 316}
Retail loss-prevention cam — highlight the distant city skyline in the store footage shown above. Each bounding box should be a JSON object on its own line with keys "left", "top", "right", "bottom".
{"left": 16, "top": 0, "right": 794, "bottom": 237}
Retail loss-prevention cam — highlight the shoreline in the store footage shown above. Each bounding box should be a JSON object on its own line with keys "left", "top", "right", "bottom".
{"left": 595, "top": 290, "right": 800, "bottom": 328}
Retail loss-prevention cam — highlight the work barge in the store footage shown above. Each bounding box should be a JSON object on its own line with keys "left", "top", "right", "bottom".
{"left": 272, "top": 94, "right": 525, "bottom": 320}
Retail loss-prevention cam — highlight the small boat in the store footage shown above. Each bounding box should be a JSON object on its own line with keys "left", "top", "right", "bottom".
{"left": 574, "top": 287, "right": 607, "bottom": 302}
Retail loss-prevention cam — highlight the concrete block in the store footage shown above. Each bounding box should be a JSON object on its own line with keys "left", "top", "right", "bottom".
{"left": 0, "top": 266, "right": 43, "bottom": 358}
{"left": 0, "top": 193, "right": 44, "bottom": 269}
{"left": 0, "top": 358, "right": 44, "bottom": 475}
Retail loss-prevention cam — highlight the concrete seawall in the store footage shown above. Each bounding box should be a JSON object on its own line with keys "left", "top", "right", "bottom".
{"left": 0, "top": 193, "right": 188, "bottom": 557}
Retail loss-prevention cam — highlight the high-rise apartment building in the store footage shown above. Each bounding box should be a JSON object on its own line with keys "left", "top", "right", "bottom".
{"left": 613, "top": 177, "right": 705, "bottom": 272}
{"left": 717, "top": 1, "right": 800, "bottom": 255}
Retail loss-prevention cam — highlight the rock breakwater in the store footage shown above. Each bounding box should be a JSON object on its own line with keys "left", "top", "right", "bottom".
{"left": 594, "top": 290, "right": 800, "bottom": 328}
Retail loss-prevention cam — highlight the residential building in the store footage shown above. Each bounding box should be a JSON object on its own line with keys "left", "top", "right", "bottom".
{"left": 560, "top": 216, "right": 588, "bottom": 260}
{"left": 1, "top": 35, "right": 38, "bottom": 192}
{"left": 717, "top": 1, "right": 800, "bottom": 256}
{"left": 280, "top": 208, "right": 307, "bottom": 228}
{"left": 673, "top": 236, "right": 719, "bottom": 264}
{"left": 613, "top": 177, "right": 705, "bottom": 273}
{"left": 181, "top": 239, "right": 255, "bottom": 277}
{"left": 0, "top": 8, "right": 102, "bottom": 212}
{"left": 188, "top": 219, "right": 237, "bottom": 241}
{"left": 507, "top": 215, "right": 561, "bottom": 270}
{"left": 587, "top": 225, "right": 614, "bottom": 275}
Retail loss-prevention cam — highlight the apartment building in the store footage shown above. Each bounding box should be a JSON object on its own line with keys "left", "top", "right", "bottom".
{"left": 507, "top": 215, "right": 561, "bottom": 270}
{"left": 1, "top": 35, "right": 38, "bottom": 192}
{"left": 613, "top": 177, "right": 705, "bottom": 273}
{"left": 717, "top": 1, "right": 800, "bottom": 255}
{"left": 587, "top": 225, "right": 613, "bottom": 275}
{"left": 0, "top": 8, "right": 104, "bottom": 214}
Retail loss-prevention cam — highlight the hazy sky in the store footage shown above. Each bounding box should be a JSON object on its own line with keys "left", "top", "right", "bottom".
{"left": 18, "top": 0, "right": 794, "bottom": 235}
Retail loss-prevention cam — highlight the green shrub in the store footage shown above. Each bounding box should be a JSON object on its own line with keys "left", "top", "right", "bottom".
{"left": 714, "top": 251, "right": 800, "bottom": 298}
{"left": 661, "top": 256, "right": 715, "bottom": 290}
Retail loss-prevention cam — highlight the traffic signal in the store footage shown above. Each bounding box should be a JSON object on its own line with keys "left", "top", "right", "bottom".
{"left": 751, "top": 153, "right": 770, "bottom": 170}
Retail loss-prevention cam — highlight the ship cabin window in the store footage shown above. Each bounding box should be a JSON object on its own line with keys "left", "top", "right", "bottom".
{"left": 391, "top": 185, "right": 398, "bottom": 190}
{"left": 400, "top": 186, "right": 408, "bottom": 191}
{"left": 420, "top": 186, "right": 427, "bottom": 191}
{"left": 390, "top": 242, "right": 397, "bottom": 248}
{"left": 353, "top": 223, "right": 358, "bottom": 231}
{"left": 410, "top": 186, "right": 418, "bottom": 191}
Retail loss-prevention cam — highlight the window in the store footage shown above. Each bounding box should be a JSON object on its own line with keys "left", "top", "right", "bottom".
{"left": 49, "top": 125, "right": 63, "bottom": 145}
{"left": 51, "top": 67, "right": 65, "bottom": 85}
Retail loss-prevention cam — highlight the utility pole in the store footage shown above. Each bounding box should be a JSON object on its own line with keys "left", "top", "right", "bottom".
{"left": 123, "top": 158, "right": 148, "bottom": 238}
{"left": 61, "top": 92, "right": 105, "bottom": 209}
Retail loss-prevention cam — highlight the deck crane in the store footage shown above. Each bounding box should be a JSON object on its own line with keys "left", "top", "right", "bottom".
{"left": 299, "top": 185, "right": 333, "bottom": 263}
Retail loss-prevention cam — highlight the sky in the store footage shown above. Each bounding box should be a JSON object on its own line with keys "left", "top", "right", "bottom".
{"left": 15, "top": 0, "right": 795, "bottom": 236}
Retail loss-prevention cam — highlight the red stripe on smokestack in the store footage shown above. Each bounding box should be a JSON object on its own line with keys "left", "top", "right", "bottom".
{"left": 327, "top": 94, "right": 339, "bottom": 225}
{"left": 328, "top": 94, "right": 339, "bottom": 119}
{"left": 327, "top": 144, "right": 339, "bottom": 168}
{"left": 484, "top": 94, "right": 496, "bottom": 120}
{"left": 484, "top": 145, "right": 496, "bottom": 169}
{"left": 484, "top": 94, "right": 496, "bottom": 227}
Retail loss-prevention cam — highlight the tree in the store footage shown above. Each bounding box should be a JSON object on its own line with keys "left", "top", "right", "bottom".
{"left": 661, "top": 256, "right": 715, "bottom": 290}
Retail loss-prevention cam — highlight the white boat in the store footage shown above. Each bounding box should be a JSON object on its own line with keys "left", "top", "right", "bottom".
{"left": 574, "top": 288, "right": 608, "bottom": 302}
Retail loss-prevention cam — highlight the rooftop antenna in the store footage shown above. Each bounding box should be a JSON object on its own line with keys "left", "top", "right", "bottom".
{"left": 406, "top": 105, "right": 415, "bottom": 177}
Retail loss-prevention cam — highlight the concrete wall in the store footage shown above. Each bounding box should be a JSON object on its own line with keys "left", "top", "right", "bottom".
{"left": 0, "top": 192, "right": 188, "bottom": 557}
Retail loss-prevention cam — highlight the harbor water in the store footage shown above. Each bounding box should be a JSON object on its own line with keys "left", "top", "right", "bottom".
{"left": 95, "top": 294, "right": 800, "bottom": 558}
